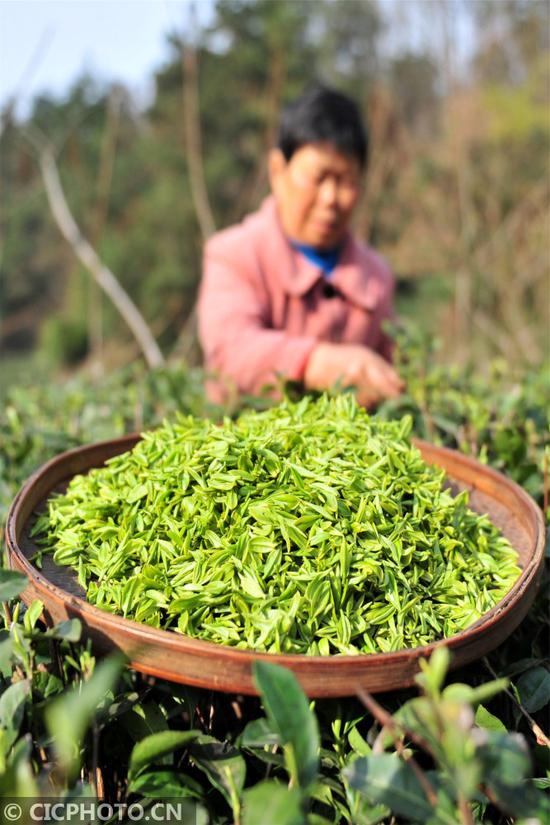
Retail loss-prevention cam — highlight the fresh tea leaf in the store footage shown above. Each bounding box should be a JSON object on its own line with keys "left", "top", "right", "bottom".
{"left": 35, "top": 395, "right": 521, "bottom": 655}
{"left": 475, "top": 705, "right": 507, "bottom": 733}
{"left": 242, "top": 780, "right": 305, "bottom": 825}
{"left": 516, "top": 667, "right": 550, "bottom": 713}
{"left": 0, "top": 571, "right": 28, "bottom": 602}
{"left": 254, "top": 661, "right": 319, "bottom": 790}
{"left": 129, "top": 730, "right": 201, "bottom": 781}
{"left": 188, "top": 734, "right": 246, "bottom": 809}
{"left": 0, "top": 680, "right": 30, "bottom": 754}
{"left": 46, "top": 618, "right": 82, "bottom": 642}
{"left": 45, "top": 655, "right": 124, "bottom": 776}
{"left": 344, "top": 753, "right": 456, "bottom": 824}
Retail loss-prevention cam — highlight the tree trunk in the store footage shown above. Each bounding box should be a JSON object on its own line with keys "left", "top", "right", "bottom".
{"left": 39, "top": 145, "right": 165, "bottom": 369}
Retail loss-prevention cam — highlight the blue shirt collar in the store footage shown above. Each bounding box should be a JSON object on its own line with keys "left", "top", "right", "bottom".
{"left": 291, "top": 241, "right": 341, "bottom": 277}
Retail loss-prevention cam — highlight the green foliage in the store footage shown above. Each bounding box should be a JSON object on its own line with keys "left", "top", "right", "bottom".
{"left": 242, "top": 780, "right": 304, "bottom": 825}
{"left": 0, "top": 337, "right": 548, "bottom": 821}
{"left": 0, "top": 360, "right": 212, "bottom": 525}
{"left": 0, "top": 570, "right": 27, "bottom": 602}
{"left": 6, "top": 7, "right": 548, "bottom": 807}
{"left": 253, "top": 662, "right": 319, "bottom": 791}
{"left": 2, "top": 0, "right": 548, "bottom": 372}
{"left": 33, "top": 394, "right": 520, "bottom": 652}
{"left": 128, "top": 730, "right": 201, "bottom": 783}
{"left": 516, "top": 667, "right": 550, "bottom": 714}
{"left": 41, "top": 317, "right": 89, "bottom": 366}
{"left": 345, "top": 650, "right": 549, "bottom": 823}
{"left": 378, "top": 322, "right": 549, "bottom": 507}
{"left": 45, "top": 655, "right": 124, "bottom": 778}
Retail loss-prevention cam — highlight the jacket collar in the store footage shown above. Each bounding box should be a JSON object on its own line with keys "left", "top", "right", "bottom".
{"left": 259, "top": 196, "right": 380, "bottom": 311}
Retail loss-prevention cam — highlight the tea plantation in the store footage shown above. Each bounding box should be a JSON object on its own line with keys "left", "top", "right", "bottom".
{"left": 0, "top": 329, "right": 548, "bottom": 824}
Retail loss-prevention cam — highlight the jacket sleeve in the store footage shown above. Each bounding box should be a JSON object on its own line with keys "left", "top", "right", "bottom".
{"left": 197, "top": 245, "right": 317, "bottom": 396}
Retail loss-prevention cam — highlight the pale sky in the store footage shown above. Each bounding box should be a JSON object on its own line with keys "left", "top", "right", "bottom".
{"left": 1, "top": 0, "right": 477, "bottom": 120}
{"left": 0, "top": 0, "right": 214, "bottom": 117}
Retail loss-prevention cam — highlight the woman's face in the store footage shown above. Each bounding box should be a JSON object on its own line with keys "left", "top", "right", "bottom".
{"left": 269, "top": 142, "right": 362, "bottom": 249}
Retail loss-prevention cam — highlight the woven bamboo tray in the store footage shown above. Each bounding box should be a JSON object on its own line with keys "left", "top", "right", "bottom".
{"left": 5, "top": 434, "right": 545, "bottom": 697}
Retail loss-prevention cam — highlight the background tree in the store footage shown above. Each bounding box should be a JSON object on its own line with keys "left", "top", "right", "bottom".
{"left": 1, "top": 0, "right": 548, "bottom": 382}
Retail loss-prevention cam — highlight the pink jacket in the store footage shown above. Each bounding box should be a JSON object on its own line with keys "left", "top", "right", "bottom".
{"left": 198, "top": 196, "right": 395, "bottom": 399}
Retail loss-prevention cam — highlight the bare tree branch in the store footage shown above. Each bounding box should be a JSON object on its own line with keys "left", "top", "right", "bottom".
{"left": 23, "top": 128, "right": 164, "bottom": 369}
{"left": 87, "top": 87, "right": 124, "bottom": 374}
{"left": 181, "top": 4, "right": 216, "bottom": 242}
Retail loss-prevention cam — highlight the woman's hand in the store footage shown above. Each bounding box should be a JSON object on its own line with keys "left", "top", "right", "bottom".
{"left": 304, "top": 342, "right": 404, "bottom": 407}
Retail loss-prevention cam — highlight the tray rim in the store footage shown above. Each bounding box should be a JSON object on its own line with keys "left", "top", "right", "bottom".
{"left": 5, "top": 433, "right": 545, "bottom": 696}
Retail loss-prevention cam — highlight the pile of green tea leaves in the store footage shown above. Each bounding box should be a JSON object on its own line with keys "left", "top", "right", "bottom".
{"left": 34, "top": 394, "right": 521, "bottom": 654}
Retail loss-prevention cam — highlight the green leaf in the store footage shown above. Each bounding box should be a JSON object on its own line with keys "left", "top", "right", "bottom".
{"left": 482, "top": 733, "right": 528, "bottom": 786}
{"left": 474, "top": 704, "right": 506, "bottom": 733}
{"left": 502, "top": 657, "right": 545, "bottom": 678}
{"left": 516, "top": 667, "right": 550, "bottom": 713}
{"left": 128, "top": 769, "right": 203, "bottom": 798}
{"left": 476, "top": 729, "right": 546, "bottom": 818}
{"left": 23, "top": 600, "right": 44, "bottom": 631}
{"left": 443, "top": 678, "right": 508, "bottom": 706}
{"left": 392, "top": 697, "right": 435, "bottom": 749}
{"left": 344, "top": 766, "right": 390, "bottom": 825}
{"left": 416, "top": 647, "right": 450, "bottom": 696}
{"left": 45, "top": 655, "right": 124, "bottom": 777}
{"left": 46, "top": 618, "right": 82, "bottom": 642}
{"left": 32, "top": 669, "right": 64, "bottom": 699}
{"left": 0, "top": 733, "right": 37, "bottom": 796}
{"left": 488, "top": 777, "right": 550, "bottom": 819}
{"left": 241, "top": 716, "right": 281, "bottom": 748}
{"left": 242, "top": 780, "right": 305, "bottom": 825}
{"left": 253, "top": 661, "right": 319, "bottom": 790}
{"left": 0, "top": 680, "right": 30, "bottom": 754}
{"left": 348, "top": 725, "right": 372, "bottom": 757}
{"left": 129, "top": 729, "right": 201, "bottom": 781}
{"left": 0, "top": 638, "right": 14, "bottom": 679}
{"left": 127, "top": 483, "right": 148, "bottom": 503}
{"left": 189, "top": 734, "right": 246, "bottom": 810}
{"left": 344, "top": 754, "right": 456, "bottom": 825}
{"left": 0, "top": 570, "right": 28, "bottom": 602}
{"left": 122, "top": 701, "right": 169, "bottom": 741}
{"left": 345, "top": 794, "right": 389, "bottom": 825}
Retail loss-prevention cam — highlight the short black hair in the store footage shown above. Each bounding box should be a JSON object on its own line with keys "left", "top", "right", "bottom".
{"left": 277, "top": 84, "right": 368, "bottom": 168}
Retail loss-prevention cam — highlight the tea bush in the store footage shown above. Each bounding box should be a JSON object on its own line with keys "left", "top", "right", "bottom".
{"left": 0, "top": 329, "right": 548, "bottom": 823}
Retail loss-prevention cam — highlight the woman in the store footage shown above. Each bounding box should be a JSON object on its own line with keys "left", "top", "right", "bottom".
{"left": 198, "top": 84, "right": 403, "bottom": 406}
